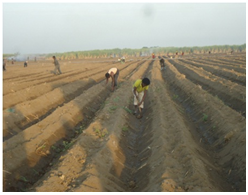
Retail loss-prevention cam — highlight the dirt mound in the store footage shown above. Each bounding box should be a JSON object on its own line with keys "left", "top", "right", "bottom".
{"left": 3, "top": 54, "right": 246, "bottom": 192}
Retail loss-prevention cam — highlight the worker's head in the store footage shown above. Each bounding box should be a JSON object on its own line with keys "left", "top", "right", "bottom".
{"left": 53, "top": 56, "right": 56, "bottom": 59}
{"left": 105, "top": 73, "right": 110, "bottom": 78}
{"left": 142, "top": 78, "right": 150, "bottom": 87}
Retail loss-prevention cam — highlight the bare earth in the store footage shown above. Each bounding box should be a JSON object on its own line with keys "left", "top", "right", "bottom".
{"left": 2, "top": 53, "right": 246, "bottom": 192}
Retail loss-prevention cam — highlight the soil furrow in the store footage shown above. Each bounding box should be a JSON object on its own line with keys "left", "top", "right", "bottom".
{"left": 3, "top": 62, "right": 117, "bottom": 95}
{"left": 200, "top": 58, "right": 246, "bottom": 73}
{"left": 3, "top": 71, "right": 46, "bottom": 81}
{"left": 2, "top": 60, "right": 150, "bottom": 191}
{"left": 3, "top": 60, "right": 145, "bottom": 140}
{"left": 194, "top": 58, "right": 245, "bottom": 74}
{"left": 162, "top": 59, "right": 245, "bottom": 191}
{"left": 26, "top": 61, "right": 152, "bottom": 192}
{"left": 145, "top": 61, "right": 224, "bottom": 191}
{"left": 178, "top": 59, "right": 246, "bottom": 86}
{"left": 168, "top": 59, "right": 246, "bottom": 116}
{"left": 3, "top": 80, "right": 111, "bottom": 191}
{"left": 3, "top": 60, "right": 136, "bottom": 109}
{"left": 3, "top": 54, "right": 246, "bottom": 192}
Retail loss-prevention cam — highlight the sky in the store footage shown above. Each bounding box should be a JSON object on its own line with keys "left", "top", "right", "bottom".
{"left": 1, "top": 1, "right": 247, "bottom": 55}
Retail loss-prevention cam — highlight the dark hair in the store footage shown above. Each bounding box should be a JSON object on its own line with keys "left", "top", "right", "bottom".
{"left": 53, "top": 56, "right": 56, "bottom": 58}
{"left": 142, "top": 78, "right": 150, "bottom": 86}
{"left": 105, "top": 73, "right": 110, "bottom": 78}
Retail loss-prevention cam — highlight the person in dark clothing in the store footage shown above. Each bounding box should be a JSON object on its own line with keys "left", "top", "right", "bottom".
{"left": 3, "top": 59, "right": 6, "bottom": 71}
{"left": 160, "top": 58, "right": 165, "bottom": 70}
{"left": 52, "top": 56, "right": 62, "bottom": 75}
{"left": 24, "top": 61, "right": 28, "bottom": 67}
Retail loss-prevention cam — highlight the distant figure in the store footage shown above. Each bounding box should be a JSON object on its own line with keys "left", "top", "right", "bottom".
{"left": 209, "top": 51, "right": 211, "bottom": 54}
{"left": 24, "top": 61, "right": 28, "bottom": 67}
{"left": 182, "top": 52, "right": 184, "bottom": 56}
{"left": 160, "top": 58, "right": 165, "bottom": 70}
{"left": 152, "top": 53, "right": 155, "bottom": 59}
{"left": 121, "top": 56, "right": 125, "bottom": 63}
{"left": 231, "top": 50, "right": 233, "bottom": 54}
{"left": 11, "top": 58, "right": 14, "bottom": 64}
{"left": 52, "top": 56, "right": 62, "bottom": 75}
{"left": 3, "top": 59, "right": 6, "bottom": 71}
{"left": 176, "top": 51, "right": 178, "bottom": 55}
{"left": 105, "top": 67, "right": 119, "bottom": 92}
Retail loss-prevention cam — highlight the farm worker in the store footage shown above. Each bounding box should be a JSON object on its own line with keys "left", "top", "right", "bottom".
{"left": 105, "top": 67, "right": 120, "bottom": 92}
{"left": 52, "top": 56, "right": 62, "bottom": 75}
{"left": 121, "top": 56, "right": 125, "bottom": 63}
{"left": 132, "top": 78, "right": 150, "bottom": 119}
{"left": 160, "top": 58, "right": 165, "bottom": 70}
{"left": 3, "top": 59, "right": 6, "bottom": 71}
{"left": 24, "top": 61, "right": 28, "bottom": 67}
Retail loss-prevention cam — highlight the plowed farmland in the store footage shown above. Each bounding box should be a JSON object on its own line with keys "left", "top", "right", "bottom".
{"left": 3, "top": 53, "right": 246, "bottom": 192}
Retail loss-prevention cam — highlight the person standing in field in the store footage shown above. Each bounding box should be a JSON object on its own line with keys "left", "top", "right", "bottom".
{"left": 132, "top": 78, "right": 150, "bottom": 119}
{"left": 3, "top": 59, "right": 6, "bottom": 71}
{"left": 105, "top": 67, "right": 120, "bottom": 92}
{"left": 52, "top": 56, "right": 62, "bottom": 75}
{"left": 24, "top": 61, "right": 28, "bottom": 67}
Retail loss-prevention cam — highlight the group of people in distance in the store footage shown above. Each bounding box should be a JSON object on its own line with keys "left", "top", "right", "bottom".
{"left": 2, "top": 59, "right": 28, "bottom": 71}
{"left": 105, "top": 67, "right": 150, "bottom": 119}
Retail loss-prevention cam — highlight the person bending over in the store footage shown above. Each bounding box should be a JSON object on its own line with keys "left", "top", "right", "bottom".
{"left": 105, "top": 67, "right": 120, "bottom": 92}
{"left": 132, "top": 77, "right": 150, "bottom": 119}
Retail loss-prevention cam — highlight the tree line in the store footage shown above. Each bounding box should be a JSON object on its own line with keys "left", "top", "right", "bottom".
{"left": 44, "top": 44, "right": 246, "bottom": 60}
{"left": 3, "top": 44, "right": 246, "bottom": 60}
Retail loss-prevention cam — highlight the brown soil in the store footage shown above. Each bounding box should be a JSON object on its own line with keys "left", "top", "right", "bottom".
{"left": 2, "top": 53, "right": 246, "bottom": 192}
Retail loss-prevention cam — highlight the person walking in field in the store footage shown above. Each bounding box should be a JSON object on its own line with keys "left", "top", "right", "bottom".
{"left": 132, "top": 78, "right": 150, "bottom": 119}
{"left": 52, "top": 56, "right": 62, "bottom": 75}
{"left": 105, "top": 67, "right": 120, "bottom": 92}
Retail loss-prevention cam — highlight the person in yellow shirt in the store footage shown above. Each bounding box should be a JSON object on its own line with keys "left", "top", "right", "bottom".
{"left": 132, "top": 78, "right": 150, "bottom": 118}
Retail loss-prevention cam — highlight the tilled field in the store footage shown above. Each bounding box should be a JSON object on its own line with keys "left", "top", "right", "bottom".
{"left": 2, "top": 53, "right": 246, "bottom": 192}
